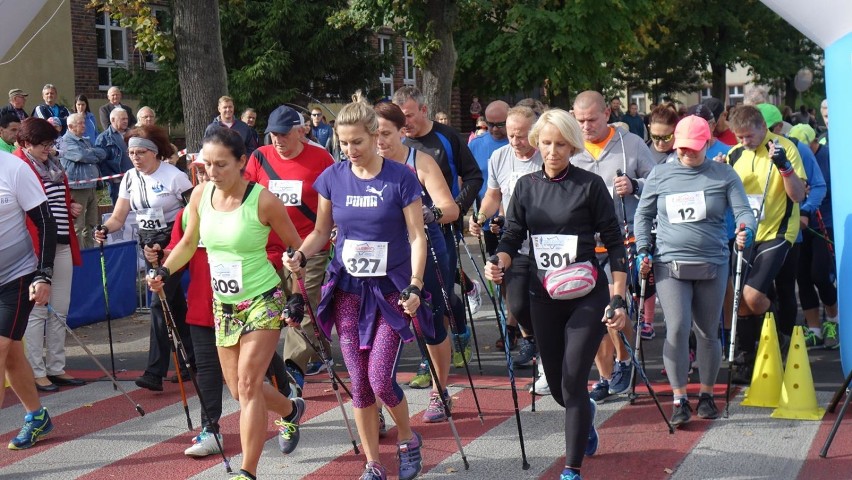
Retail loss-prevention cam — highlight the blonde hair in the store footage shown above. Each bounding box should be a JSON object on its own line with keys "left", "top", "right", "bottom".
{"left": 528, "top": 108, "right": 584, "bottom": 154}
{"left": 335, "top": 101, "right": 378, "bottom": 135}
{"left": 507, "top": 106, "right": 536, "bottom": 123}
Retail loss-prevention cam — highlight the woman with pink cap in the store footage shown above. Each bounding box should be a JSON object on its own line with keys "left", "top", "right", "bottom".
{"left": 634, "top": 115, "right": 755, "bottom": 427}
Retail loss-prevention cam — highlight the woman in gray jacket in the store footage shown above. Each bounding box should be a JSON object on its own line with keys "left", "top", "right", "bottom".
{"left": 634, "top": 115, "right": 754, "bottom": 426}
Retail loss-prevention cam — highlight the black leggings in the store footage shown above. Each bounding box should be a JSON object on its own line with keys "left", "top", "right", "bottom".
{"left": 773, "top": 243, "right": 800, "bottom": 338}
{"left": 189, "top": 325, "right": 223, "bottom": 432}
{"left": 530, "top": 277, "right": 608, "bottom": 468}
{"left": 797, "top": 228, "right": 837, "bottom": 310}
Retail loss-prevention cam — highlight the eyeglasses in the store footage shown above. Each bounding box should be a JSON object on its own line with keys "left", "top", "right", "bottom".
{"left": 486, "top": 121, "right": 506, "bottom": 128}
{"left": 37, "top": 141, "right": 54, "bottom": 149}
{"left": 311, "top": 113, "right": 322, "bottom": 117}
{"left": 650, "top": 133, "right": 674, "bottom": 143}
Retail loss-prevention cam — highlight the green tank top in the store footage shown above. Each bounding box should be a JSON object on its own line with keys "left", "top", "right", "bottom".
{"left": 198, "top": 182, "right": 280, "bottom": 303}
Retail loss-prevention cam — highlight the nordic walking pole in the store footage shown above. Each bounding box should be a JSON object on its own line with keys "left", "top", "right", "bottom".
{"left": 150, "top": 275, "right": 192, "bottom": 431}
{"left": 725, "top": 224, "right": 747, "bottom": 418}
{"left": 48, "top": 305, "right": 144, "bottom": 417}
{"left": 488, "top": 255, "right": 531, "bottom": 470}
{"left": 451, "top": 225, "right": 483, "bottom": 373}
{"left": 617, "top": 329, "right": 674, "bottom": 433}
{"left": 286, "top": 250, "right": 360, "bottom": 455}
{"left": 402, "top": 290, "right": 470, "bottom": 470}
{"left": 98, "top": 241, "right": 117, "bottom": 388}
{"left": 616, "top": 169, "right": 643, "bottom": 403}
{"left": 425, "top": 228, "right": 484, "bottom": 424}
{"left": 148, "top": 269, "right": 232, "bottom": 473}
{"left": 293, "top": 329, "right": 354, "bottom": 399}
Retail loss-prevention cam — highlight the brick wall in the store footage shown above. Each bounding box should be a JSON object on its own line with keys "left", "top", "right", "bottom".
{"left": 70, "top": 0, "right": 99, "bottom": 98}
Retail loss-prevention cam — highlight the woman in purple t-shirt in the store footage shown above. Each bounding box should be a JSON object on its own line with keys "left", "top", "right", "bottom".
{"left": 285, "top": 101, "right": 428, "bottom": 480}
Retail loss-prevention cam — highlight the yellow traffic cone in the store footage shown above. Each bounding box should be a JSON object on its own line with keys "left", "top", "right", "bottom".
{"left": 742, "top": 312, "right": 784, "bottom": 408}
{"left": 771, "top": 326, "right": 826, "bottom": 420}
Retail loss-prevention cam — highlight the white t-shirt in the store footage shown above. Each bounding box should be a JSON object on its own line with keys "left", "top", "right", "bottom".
{"left": 486, "top": 144, "right": 542, "bottom": 255}
{"left": 119, "top": 162, "right": 192, "bottom": 229}
{"left": 0, "top": 152, "right": 48, "bottom": 284}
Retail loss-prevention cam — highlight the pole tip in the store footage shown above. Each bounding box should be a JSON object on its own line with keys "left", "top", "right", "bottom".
{"left": 136, "top": 405, "right": 145, "bottom": 416}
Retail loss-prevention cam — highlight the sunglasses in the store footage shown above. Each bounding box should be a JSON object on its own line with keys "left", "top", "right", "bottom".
{"left": 310, "top": 113, "right": 322, "bottom": 117}
{"left": 650, "top": 133, "right": 674, "bottom": 143}
{"left": 486, "top": 121, "right": 506, "bottom": 128}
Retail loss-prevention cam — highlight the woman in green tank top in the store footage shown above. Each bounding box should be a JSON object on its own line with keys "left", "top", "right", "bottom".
{"left": 148, "top": 128, "right": 305, "bottom": 480}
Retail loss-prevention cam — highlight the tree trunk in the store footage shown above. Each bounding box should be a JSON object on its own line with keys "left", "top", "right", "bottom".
{"left": 173, "top": 0, "right": 228, "bottom": 151}
{"left": 420, "top": 0, "right": 457, "bottom": 118}
{"left": 784, "top": 76, "right": 798, "bottom": 109}
{"left": 709, "top": 62, "right": 727, "bottom": 102}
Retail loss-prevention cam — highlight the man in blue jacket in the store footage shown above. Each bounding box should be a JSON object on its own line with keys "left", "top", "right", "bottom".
{"left": 62, "top": 113, "right": 107, "bottom": 248}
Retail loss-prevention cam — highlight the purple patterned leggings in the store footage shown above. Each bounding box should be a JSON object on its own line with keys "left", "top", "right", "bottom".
{"left": 332, "top": 290, "right": 405, "bottom": 409}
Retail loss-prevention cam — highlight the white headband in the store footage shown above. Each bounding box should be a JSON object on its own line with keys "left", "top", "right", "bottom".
{"left": 128, "top": 137, "right": 159, "bottom": 155}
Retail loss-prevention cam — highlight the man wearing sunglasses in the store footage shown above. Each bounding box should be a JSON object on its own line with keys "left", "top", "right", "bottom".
{"left": 309, "top": 108, "right": 333, "bottom": 153}
{"left": 469, "top": 101, "right": 510, "bottom": 240}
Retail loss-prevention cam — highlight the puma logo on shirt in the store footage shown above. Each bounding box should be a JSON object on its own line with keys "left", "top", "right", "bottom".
{"left": 345, "top": 184, "right": 387, "bottom": 207}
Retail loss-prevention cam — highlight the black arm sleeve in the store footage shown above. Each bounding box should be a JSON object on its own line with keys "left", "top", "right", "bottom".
{"left": 495, "top": 177, "right": 528, "bottom": 258}
{"left": 453, "top": 136, "right": 484, "bottom": 215}
{"left": 590, "top": 176, "right": 627, "bottom": 273}
{"left": 26, "top": 201, "right": 57, "bottom": 272}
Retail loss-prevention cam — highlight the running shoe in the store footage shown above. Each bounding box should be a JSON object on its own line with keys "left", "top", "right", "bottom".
{"left": 589, "top": 380, "right": 611, "bottom": 404}
{"left": 823, "top": 321, "right": 840, "bottom": 350}
{"left": 423, "top": 390, "right": 452, "bottom": 423}
{"left": 530, "top": 364, "right": 551, "bottom": 396}
{"left": 408, "top": 360, "right": 432, "bottom": 389}
{"left": 608, "top": 360, "right": 632, "bottom": 395}
{"left": 585, "top": 398, "right": 598, "bottom": 456}
{"left": 286, "top": 363, "right": 304, "bottom": 399}
{"left": 731, "top": 352, "right": 754, "bottom": 385}
{"left": 8, "top": 407, "right": 53, "bottom": 450}
{"left": 276, "top": 397, "right": 306, "bottom": 454}
{"left": 378, "top": 409, "right": 388, "bottom": 438}
{"left": 465, "top": 280, "right": 482, "bottom": 315}
{"left": 804, "top": 329, "right": 825, "bottom": 349}
{"left": 398, "top": 431, "right": 423, "bottom": 480}
{"left": 696, "top": 393, "right": 719, "bottom": 420}
{"left": 640, "top": 322, "right": 656, "bottom": 340}
{"left": 671, "top": 399, "right": 692, "bottom": 426}
{"left": 134, "top": 372, "right": 163, "bottom": 392}
{"left": 184, "top": 427, "right": 223, "bottom": 457}
{"left": 560, "top": 469, "right": 583, "bottom": 480}
{"left": 305, "top": 360, "right": 329, "bottom": 376}
{"left": 360, "top": 461, "right": 388, "bottom": 480}
{"left": 451, "top": 332, "right": 472, "bottom": 368}
{"left": 515, "top": 337, "right": 537, "bottom": 367}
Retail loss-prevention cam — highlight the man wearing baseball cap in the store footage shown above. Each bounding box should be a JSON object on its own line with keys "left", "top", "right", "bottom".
{"left": 0, "top": 89, "right": 29, "bottom": 121}
{"left": 244, "top": 105, "right": 335, "bottom": 378}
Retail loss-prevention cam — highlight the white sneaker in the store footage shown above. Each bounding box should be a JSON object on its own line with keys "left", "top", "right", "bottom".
{"left": 184, "top": 428, "right": 223, "bottom": 457}
{"left": 530, "top": 359, "right": 550, "bottom": 396}
{"left": 466, "top": 280, "right": 482, "bottom": 315}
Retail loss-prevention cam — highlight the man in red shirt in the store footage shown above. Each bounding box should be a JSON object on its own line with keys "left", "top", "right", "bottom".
{"left": 244, "top": 105, "right": 334, "bottom": 376}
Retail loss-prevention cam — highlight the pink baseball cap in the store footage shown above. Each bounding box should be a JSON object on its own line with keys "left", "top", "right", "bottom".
{"left": 673, "top": 115, "right": 711, "bottom": 151}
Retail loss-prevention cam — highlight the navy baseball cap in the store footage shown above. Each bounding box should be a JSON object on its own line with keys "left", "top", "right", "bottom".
{"left": 265, "top": 106, "right": 302, "bottom": 134}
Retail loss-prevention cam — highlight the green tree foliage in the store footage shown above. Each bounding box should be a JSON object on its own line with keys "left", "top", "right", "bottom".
{"left": 332, "top": 0, "right": 461, "bottom": 116}
{"left": 455, "top": 0, "right": 657, "bottom": 105}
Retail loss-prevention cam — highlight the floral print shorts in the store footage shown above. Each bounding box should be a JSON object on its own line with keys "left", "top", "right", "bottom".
{"left": 213, "top": 287, "right": 285, "bottom": 347}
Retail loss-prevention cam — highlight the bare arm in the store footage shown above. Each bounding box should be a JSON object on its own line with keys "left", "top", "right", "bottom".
{"left": 400, "top": 197, "right": 426, "bottom": 315}
{"left": 160, "top": 186, "right": 203, "bottom": 273}
{"left": 284, "top": 196, "right": 333, "bottom": 271}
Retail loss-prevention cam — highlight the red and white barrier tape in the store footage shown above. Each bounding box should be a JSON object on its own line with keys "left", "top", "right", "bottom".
{"left": 68, "top": 173, "right": 124, "bottom": 185}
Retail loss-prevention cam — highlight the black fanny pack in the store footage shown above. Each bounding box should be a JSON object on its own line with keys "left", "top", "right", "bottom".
{"left": 667, "top": 260, "right": 717, "bottom": 281}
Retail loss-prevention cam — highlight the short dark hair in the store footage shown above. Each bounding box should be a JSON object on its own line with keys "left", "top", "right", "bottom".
{"left": 17, "top": 117, "right": 58, "bottom": 146}
{"left": 124, "top": 124, "right": 176, "bottom": 159}
{"left": 202, "top": 126, "right": 246, "bottom": 160}
{"left": 0, "top": 112, "right": 20, "bottom": 129}
{"left": 373, "top": 101, "right": 406, "bottom": 130}
{"left": 610, "top": 96, "right": 621, "bottom": 102}
{"left": 74, "top": 94, "right": 91, "bottom": 113}
{"left": 648, "top": 105, "right": 679, "bottom": 127}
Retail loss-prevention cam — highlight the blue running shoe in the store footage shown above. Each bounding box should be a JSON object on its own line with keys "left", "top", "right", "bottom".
{"left": 8, "top": 407, "right": 53, "bottom": 450}
{"left": 360, "top": 461, "right": 387, "bottom": 480}
{"left": 589, "top": 380, "right": 611, "bottom": 404}
{"left": 515, "top": 337, "right": 537, "bottom": 367}
{"left": 398, "top": 431, "right": 423, "bottom": 480}
{"left": 560, "top": 468, "right": 582, "bottom": 480}
{"left": 585, "top": 398, "right": 598, "bottom": 456}
{"left": 608, "top": 360, "right": 632, "bottom": 395}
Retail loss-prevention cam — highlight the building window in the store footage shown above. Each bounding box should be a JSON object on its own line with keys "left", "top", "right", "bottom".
{"left": 728, "top": 85, "right": 744, "bottom": 105}
{"left": 96, "top": 12, "right": 128, "bottom": 89}
{"left": 403, "top": 40, "right": 416, "bottom": 86}
{"left": 700, "top": 87, "right": 712, "bottom": 100}
{"left": 144, "top": 7, "right": 171, "bottom": 70}
{"left": 378, "top": 35, "right": 393, "bottom": 99}
{"left": 630, "top": 92, "right": 646, "bottom": 113}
